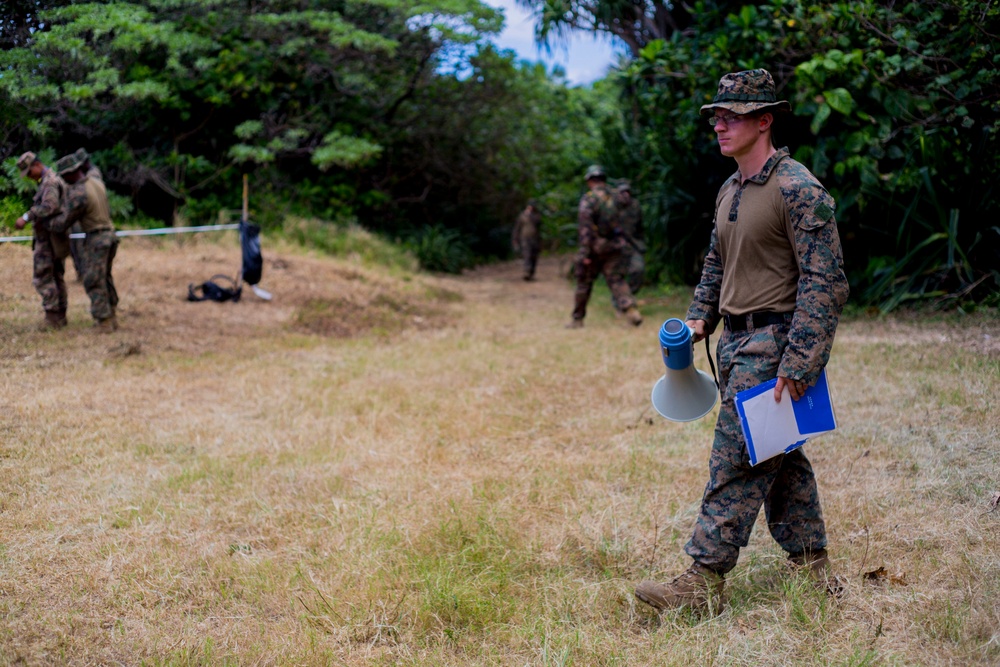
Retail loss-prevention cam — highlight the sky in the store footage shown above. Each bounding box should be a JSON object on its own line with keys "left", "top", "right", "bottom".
{"left": 480, "top": 0, "right": 626, "bottom": 86}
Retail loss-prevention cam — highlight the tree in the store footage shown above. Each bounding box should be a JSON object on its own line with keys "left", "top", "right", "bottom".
{"left": 515, "top": 0, "right": 742, "bottom": 56}
{"left": 606, "top": 0, "right": 999, "bottom": 309}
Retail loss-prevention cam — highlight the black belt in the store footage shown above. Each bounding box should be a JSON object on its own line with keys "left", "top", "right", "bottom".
{"left": 723, "top": 311, "right": 792, "bottom": 332}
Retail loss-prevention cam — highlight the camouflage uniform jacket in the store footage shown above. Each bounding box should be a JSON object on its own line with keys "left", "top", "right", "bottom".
{"left": 49, "top": 177, "right": 114, "bottom": 235}
{"left": 512, "top": 207, "right": 541, "bottom": 250}
{"left": 27, "top": 167, "right": 66, "bottom": 234}
{"left": 577, "top": 183, "right": 624, "bottom": 254}
{"left": 616, "top": 196, "right": 644, "bottom": 251}
{"left": 686, "top": 148, "right": 849, "bottom": 384}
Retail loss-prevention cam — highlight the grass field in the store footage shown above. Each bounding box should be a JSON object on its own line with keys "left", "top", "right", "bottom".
{"left": 1, "top": 236, "right": 998, "bottom": 665}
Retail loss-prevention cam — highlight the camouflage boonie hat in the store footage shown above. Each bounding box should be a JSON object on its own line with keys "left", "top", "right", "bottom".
{"left": 700, "top": 68, "right": 791, "bottom": 116}
{"left": 55, "top": 153, "right": 84, "bottom": 176}
{"left": 16, "top": 151, "right": 38, "bottom": 176}
{"left": 74, "top": 147, "right": 89, "bottom": 163}
{"left": 584, "top": 164, "right": 606, "bottom": 181}
{"left": 616, "top": 179, "right": 632, "bottom": 193}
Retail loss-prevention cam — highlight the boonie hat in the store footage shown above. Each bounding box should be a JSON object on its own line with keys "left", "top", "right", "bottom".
{"left": 55, "top": 153, "right": 83, "bottom": 176}
{"left": 700, "top": 68, "right": 791, "bottom": 116}
{"left": 16, "top": 151, "right": 38, "bottom": 176}
{"left": 617, "top": 179, "right": 632, "bottom": 193}
{"left": 584, "top": 164, "right": 606, "bottom": 181}
{"left": 74, "top": 147, "right": 89, "bottom": 163}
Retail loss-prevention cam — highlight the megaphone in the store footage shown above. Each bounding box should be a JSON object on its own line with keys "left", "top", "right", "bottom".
{"left": 651, "top": 318, "right": 718, "bottom": 422}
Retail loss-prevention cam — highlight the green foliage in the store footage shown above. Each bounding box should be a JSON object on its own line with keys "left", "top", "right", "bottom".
{"left": 281, "top": 216, "right": 418, "bottom": 271}
{"left": 0, "top": 0, "right": 603, "bottom": 264}
{"left": 610, "top": 0, "right": 1000, "bottom": 309}
{"left": 406, "top": 224, "right": 474, "bottom": 273}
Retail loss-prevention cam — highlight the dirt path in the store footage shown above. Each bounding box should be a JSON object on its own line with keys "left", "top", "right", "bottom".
{"left": 2, "top": 238, "right": 997, "bottom": 360}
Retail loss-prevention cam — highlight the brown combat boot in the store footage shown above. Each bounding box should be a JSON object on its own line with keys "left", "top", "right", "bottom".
{"left": 624, "top": 306, "right": 643, "bottom": 326}
{"left": 94, "top": 315, "right": 118, "bottom": 333}
{"left": 788, "top": 549, "right": 844, "bottom": 596}
{"left": 565, "top": 319, "right": 584, "bottom": 329}
{"left": 40, "top": 310, "right": 67, "bottom": 330}
{"left": 635, "top": 563, "right": 726, "bottom": 613}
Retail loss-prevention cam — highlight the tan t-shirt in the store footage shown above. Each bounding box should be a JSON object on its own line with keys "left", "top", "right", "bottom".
{"left": 713, "top": 160, "right": 799, "bottom": 316}
{"left": 79, "top": 177, "right": 114, "bottom": 233}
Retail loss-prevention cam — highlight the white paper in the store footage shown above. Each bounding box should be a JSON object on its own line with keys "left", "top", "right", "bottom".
{"left": 734, "top": 370, "right": 837, "bottom": 465}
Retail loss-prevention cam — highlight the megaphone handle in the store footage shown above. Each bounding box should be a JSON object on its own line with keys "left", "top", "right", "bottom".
{"left": 705, "top": 335, "right": 720, "bottom": 389}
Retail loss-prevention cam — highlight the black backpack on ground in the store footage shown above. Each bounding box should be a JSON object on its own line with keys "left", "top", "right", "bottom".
{"left": 187, "top": 274, "right": 242, "bottom": 302}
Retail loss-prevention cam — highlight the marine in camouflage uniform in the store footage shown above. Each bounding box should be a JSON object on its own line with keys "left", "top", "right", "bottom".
{"left": 636, "top": 70, "right": 849, "bottom": 614}
{"left": 68, "top": 148, "right": 103, "bottom": 281}
{"left": 49, "top": 154, "right": 120, "bottom": 331}
{"left": 14, "top": 151, "right": 69, "bottom": 329}
{"left": 512, "top": 202, "right": 542, "bottom": 280}
{"left": 615, "top": 180, "right": 646, "bottom": 295}
{"left": 567, "top": 165, "right": 641, "bottom": 328}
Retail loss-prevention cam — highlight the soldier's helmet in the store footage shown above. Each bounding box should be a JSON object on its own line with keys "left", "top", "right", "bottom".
{"left": 584, "top": 164, "right": 606, "bottom": 181}
{"left": 700, "top": 68, "right": 791, "bottom": 116}
{"left": 16, "top": 151, "right": 38, "bottom": 176}
{"left": 55, "top": 153, "right": 84, "bottom": 176}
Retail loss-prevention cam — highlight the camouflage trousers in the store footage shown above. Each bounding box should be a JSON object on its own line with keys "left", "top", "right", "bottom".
{"left": 622, "top": 247, "right": 645, "bottom": 295}
{"left": 571, "top": 246, "right": 636, "bottom": 321}
{"left": 81, "top": 230, "right": 119, "bottom": 322}
{"left": 684, "top": 321, "right": 827, "bottom": 574}
{"left": 520, "top": 241, "right": 540, "bottom": 279}
{"left": 32, "top": 230, "right": 68, "bottom": 314}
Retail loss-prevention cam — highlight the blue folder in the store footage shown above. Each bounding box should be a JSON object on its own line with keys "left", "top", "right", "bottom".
{"left": 734, "top": 369, "right": 837, "bottom": 466}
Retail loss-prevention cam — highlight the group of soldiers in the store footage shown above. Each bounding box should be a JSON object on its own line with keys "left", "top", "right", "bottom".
{"left": 13, "top": 149, "right": 119, "bottom": 332}
{"left": 511, "top": 165, "right": 646, "bottom": 328}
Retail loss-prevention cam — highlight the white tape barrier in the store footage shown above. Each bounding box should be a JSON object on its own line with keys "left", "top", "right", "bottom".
{"left": 0, "top": 223, "right": 240, "bottom": 244}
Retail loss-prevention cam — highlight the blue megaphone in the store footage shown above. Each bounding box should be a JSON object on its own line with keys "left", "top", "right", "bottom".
{"left": 650, "top": 318, "right": 718, "bottom": 422}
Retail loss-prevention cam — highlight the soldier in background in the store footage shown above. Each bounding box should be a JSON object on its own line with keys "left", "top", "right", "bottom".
{"left": 67, "top": 147, "right": 103, "bottom": 281}
{"left": 48, "top": 153, "right": 120, "bottom": 332}
{"left": 615, "top": 180, "right": 646, "bottom": 295}
{"left": 634, "top": 69, "right": 849, "bottom": 614}
{"left": 511, "top": 201, "right": 542, "bottom": 281}
{"left": 14, "top": 151, "right": 69, "bottom": 329}
{"left": 566, "top": 165, "right": 641, "bottom": 329}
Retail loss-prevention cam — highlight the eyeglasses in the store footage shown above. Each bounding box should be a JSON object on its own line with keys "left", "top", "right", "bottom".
{"left": 707, "top": 113, "right": 754, "bottom": 127}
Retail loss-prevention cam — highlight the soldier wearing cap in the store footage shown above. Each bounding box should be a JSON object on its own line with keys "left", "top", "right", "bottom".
{"left": 511, "top": 200, "right": 542, "bottom": 281}
{"left": 615, "top": 180, "right": 646, "bottom": 294}
{"left": 567, "top": 165, "right": 642, "bottom": 328}
{"left": 635, "top": 69, "right": 849, "bottom": 613}
{"left": 48, "top": 153, "right": 120, "bottom": 332}
{"left": 66, "top": 148, "right": 103, "bottom": 281}
{"left": 14, "top": 151, "right": 70, "bottom": 329}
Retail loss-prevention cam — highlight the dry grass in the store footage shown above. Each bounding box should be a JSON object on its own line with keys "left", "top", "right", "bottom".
{"left": 1, "top": 236, "right": 998, "bottom": 666}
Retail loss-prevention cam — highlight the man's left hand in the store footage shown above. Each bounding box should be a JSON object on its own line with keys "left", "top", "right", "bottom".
{"left": 774, "top": 376, "right": 808, "bottom": 402}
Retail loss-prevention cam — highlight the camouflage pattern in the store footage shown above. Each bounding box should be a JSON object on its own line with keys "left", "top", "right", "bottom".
{"left": 48, "top": 176, "right": 119, "bottom": 322}
{"left": 571, "top": 182, "right": 635, "bottom": 321}
{"left": 27, "top": 167, "right": 70, "bottom": 313}
{"left": 700, "top": 68, "right": 791, "bottom": 117}
{"left": 584, "top": 164, "right": 606, "bottom": 181}
{"left": 512, "top": 205, "right": 542, "bottom": 280}
{"left": 69, "top": 150, "right": 102, "bottom": 278}
{"left": 615, "top": 185, "right": 645, "bottom": 294}
{"left": 687, "top": 148, "right": 849, "bottom": 384}
{"left": 81, "top": 229, "right": 119, "bottom": 321}
{"left": 16, "top": 151, "right": 37, "bottom": 176}
{"left": 682, "top": 147, "right": 848, "bottom": 573}
{"left": 684, "top": 323, "right": 827, "bottom": 574}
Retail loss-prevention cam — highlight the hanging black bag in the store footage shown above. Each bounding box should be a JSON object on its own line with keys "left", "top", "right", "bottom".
{"left": 240, "top": 220, "right": 263, "bottom": 286}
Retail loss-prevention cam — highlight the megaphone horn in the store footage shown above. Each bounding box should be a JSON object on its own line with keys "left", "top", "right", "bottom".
{"left": 650, "top": 318, "right": 718, "bottom": 422}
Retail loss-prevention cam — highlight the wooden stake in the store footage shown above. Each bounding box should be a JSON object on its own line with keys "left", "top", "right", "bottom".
{"left": 242, "top": 173, "right": 249, "bottom": 221}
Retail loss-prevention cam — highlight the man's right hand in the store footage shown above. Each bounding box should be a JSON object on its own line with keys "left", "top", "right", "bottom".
{"left": 15, "top": 215, "right": 27, "bottom": 231}
{"left": 686, "top": 318, "right": 707, "bottom": 342}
